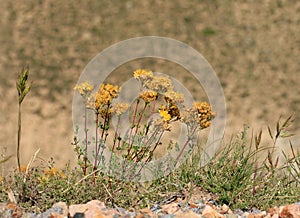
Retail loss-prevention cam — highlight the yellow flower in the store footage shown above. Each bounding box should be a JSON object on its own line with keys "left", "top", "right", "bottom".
{"left": 43, "top": 167, "right": 66, "bottom": 179}
{"left": 101, "top": 84, "right": 120, "bottom": 98}
{"left": 74, "top": 81, "right": 94, "bottom": 96}
{"left": 159, "top": 108, "right": 171, "bottom": 122}
{"left": 139, "top": 90, "right": 158, "bottom": 103}
{"left": 133, "top": 69, "right": 153, "bottom": 80}
{"left": 95, "top": 90, "right": 112, "bottom": 108}
{"left": 44, "top": 167, "right": 58, "bottom": 177}
{"left": 159, "top": 104, "right": 181, "bottom": 121}
{"left": 0, "top": 176, "right": 3, "bottom": 182}
{"left": 112, "top": 103, "right": 130, "bottom": 115}
{"left": 94, "top": 84, "right": 120, "bottom": 110}
{"left": 20, "top": 165, "right": 27, "bottom": 173}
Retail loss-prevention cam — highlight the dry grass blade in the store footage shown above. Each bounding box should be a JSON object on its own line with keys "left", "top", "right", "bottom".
{"left": 0, "top": 155, "right": 12, "bottom": 164}
{"left": 61, "top": 169, "right": 100, "bottom": 194}
{"left": 275, "top": 120, "right": 280, "bottom": 138}
{"left": 255, "top": 129, "right": 262, "bottom": 149}
{"left": 23, "top": 148, "right": 40, "bottom": 182}
{"left": 290, "top": 141, "right": 296, "bottom": 159}
{"left": 274, "top": 156, "right": 279, "bottom": 169}
{"left": 268, "top": 126, "right": 273, "bottom": 140}
{"left": 7, "top": 189, "right": 17, "bottom": 204}
{"left": 267, "top": 150, "right": 273, "bottom": 168}
{"left": 281, "top": 114, "right": 295, "bottom": 129}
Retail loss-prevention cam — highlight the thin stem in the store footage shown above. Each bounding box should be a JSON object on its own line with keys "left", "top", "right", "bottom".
{"left": 134, "top": 103, "right": 148, "bottom": 137}
{"left": 127, "top": 102, "right": 148, "bottom": 156}
{"left": 117, "top": 137, "right": 122, "bottom": 156}
{"left": 131, "top": 129, "right": 159, "bottom": 161}
{"left": 144, "top": 101, "right": 157, "bottom": 137}
{"left": 128, "top": 99, "right": 140, "bottom": 145}
{"left": 112, "top": 116, "right": 121, "bottom": 153}
{"left": 83, "top": 106, "right": 88, "bottom": 175}
{"left": 100, "top": 103, "right": 111, "bottom": 139}
{"left": 145, "top": 131, "right": 164, "bottom": 163}
{"left": 96, "top": 103, "right": 111, "bottom": 167}
{"left": 94, "top": 112, "right": 99, "bottom": 171}
{"left": 17, "top": 103, "right": 21, "bottom": 172}
{"left": 130, "top": 131, "right": 164, "bottom": 180}
{"left": 175, "top": 125, "right": 198, "bottom": 165}
{"left": 108, "top": 115, "right": 121, "bottom": 174}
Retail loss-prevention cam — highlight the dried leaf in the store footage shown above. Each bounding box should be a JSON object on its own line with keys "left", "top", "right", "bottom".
{"left": 275, "top": 120, "right": 280, "bottom": 138}
{"left": 263, "top": 162, "right": 270, "bottom": 171}
{"left": 255, "top": 130, "right": 262, "bottom": 149}
{"left": 274, "top": 156, "right": 279, "bottom": 168}
{"left": 0, "top": 155, "right": 12, "bottom": 164}
{"left": 7, "top": 189, "right": 17, "bottom": 204}
{"left": 289, "top": 141, "right": 296, "bottom": 159}
{"left": 267, "top": 150, "right": 273, "bottom": 167}
{"left": 268, "top": 126, "right": 273, "bottom": 140}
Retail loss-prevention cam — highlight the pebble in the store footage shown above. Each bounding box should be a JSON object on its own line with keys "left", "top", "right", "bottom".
{"left": 1, "top": 198, "right": 300, "bottom": 217}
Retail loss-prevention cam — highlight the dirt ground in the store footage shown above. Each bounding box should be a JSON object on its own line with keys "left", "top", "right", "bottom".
{"left": 0, "top": 0, "right": 299, "bottom": 172}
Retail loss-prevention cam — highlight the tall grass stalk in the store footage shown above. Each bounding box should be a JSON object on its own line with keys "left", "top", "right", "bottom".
{"left": 16, "top": 67, "right": 31, "bottom": 172}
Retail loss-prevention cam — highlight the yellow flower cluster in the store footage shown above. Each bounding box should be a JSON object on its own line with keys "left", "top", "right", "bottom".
{"left": 139, "top": 90, "right": 158, "bottom": 103}
{"left": 164, "top": 90, "right": 184, "bottom": 104}
{"left": 112, "top": 103, "right": 130, "bottom": 115}
{"left": 39, "top": 167, "right": 66, "bottom": 184}
{"left": 74, "top": 81, "right": 94, "bottom": 96}
{"left": 144, "top": 76, "right": 173, "bottom": 93}
{"left": 154, "top": 106, "right": 176, "bottom": 131}
{"left": 95, "top": 84, "right": 120, "bottom": 110}
{"left": 193, "top": 102, "right": 215, "bottom": 128}
{"left": 44, "top": 167, "right": 59, "bottom": 177}
{"left": 181, "top": 101, "right": 215, "bottom": 128}
{"left": 133, "top": 69, "right": 153, "bottom": 80}
{"left": 159, "top": 104, "right": 180, "bottom": 121}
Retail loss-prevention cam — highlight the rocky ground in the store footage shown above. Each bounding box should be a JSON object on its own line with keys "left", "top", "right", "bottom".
{"left": 1, "top": 197, "right": 300, "bottom": 218}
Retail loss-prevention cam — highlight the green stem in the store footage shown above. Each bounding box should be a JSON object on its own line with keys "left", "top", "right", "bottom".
{"left": 128, "top": 99, "right": 140, "bottom": 145}
{"left": 127, "top": 102, "right": 148, "bottom": 157}
{"left": 175, "top": 125, "right": 198, "bottom": 165}
{"left": 83, "top": 106, "right": 88, "bottom": 175}
{"left": 144, "top": 130, "right": 164, "bottom": 163}
{"left": 129, "top": 131, "right": 164, "bottom": 180}
{"left": 112, "top": 116, "right": 121, "bottom": 153}
{"left": 94, "top": 112, "right": 99, "bottom": 171}
{"left": 130, "top": 129, "right": 159, "bottom": 161}
{"left": 17, "top": 103, "right": 21, "bottom": 172}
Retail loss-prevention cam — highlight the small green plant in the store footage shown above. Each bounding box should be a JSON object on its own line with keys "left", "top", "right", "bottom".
{"left": 74, "top": 69, "right": 215, "bottom": 180}
{"left": 202, "top": 27, "right": 216, "bottom": 36}
{"left": 16, "top": 67, "right": 32, "bottom": 172}
{"left": 196, "top": 116, "right": 300, "bottom": 210}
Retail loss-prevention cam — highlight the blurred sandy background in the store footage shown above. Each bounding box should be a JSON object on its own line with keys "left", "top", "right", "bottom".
{"left": 0, "top": 0, "right": 299, "bottom": 171}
